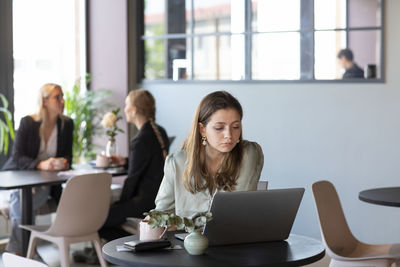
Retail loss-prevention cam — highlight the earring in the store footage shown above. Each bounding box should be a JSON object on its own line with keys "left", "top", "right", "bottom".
{"left": 202, "top": 136, "right": 207, "bottom": 146}
{"left": 237, "top": 139, "right": 240, "bottom": 144}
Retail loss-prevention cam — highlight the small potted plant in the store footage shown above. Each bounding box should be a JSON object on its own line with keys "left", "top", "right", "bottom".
{"left": 144, "top": 210, "right": 212, "bottom": 255}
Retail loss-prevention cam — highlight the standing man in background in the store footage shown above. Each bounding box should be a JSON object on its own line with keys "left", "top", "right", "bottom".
{"left": 337, "top": 48, "right": 364, "bottom": 79}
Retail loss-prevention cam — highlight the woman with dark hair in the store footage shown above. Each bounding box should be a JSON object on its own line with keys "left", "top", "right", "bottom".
{"left": 155, "top": 91, "right": 264, "bottom": 217}
{"left": 99, "top": 89, "right": 170, "bottom": 240}
{"left": 2, "top": 83, "right": 73, "bottom": 254}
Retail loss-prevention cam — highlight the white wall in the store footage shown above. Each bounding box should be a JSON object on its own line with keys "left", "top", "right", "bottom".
{"left": 87, "top": 0, "right": 400, "bottom": 245}
{"left": 144, "top": 0, "right": 400, "bottom": 244}
{"left": 88, "top": 0, "right": 129, "bottom": 156}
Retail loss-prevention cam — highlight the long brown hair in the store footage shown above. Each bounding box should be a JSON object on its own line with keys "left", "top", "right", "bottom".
{"left": 127, "top": 90, "right": 167, "bottom": 159}
{"left": 182, "top": 91, "right": 244, "bottom": 194}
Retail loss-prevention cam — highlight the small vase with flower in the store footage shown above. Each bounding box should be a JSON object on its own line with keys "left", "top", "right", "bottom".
{"left": 101, "top": 108, "right": 124, "bottom": 158}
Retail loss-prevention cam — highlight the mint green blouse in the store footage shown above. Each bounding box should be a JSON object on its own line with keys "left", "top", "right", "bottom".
{"left": 155, "top": 140, "right": 264, "bottom": 217}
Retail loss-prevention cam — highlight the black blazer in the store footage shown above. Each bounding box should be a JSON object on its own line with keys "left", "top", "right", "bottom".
{"left": 2, "top": 115, "right": 74, "bottom": 170}
{"left": 119, "top": 121, "right": 169, "bottom": 208}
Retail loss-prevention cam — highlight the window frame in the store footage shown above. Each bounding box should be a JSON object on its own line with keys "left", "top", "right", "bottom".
{"left": 134, "top": 0, "right": 385, "bottom": 83}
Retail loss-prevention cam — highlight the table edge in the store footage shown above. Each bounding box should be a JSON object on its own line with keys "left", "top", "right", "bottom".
{"left": 359, "top": 188, "right": 400, "bottom": 207}
{"left": 102, "top": 234, "right": 326, "bottom": 267}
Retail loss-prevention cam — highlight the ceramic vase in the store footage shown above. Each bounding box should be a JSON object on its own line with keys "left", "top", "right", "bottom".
{"left": 105, "top": 138, "right": 117, "bottom": 157}
{"left": 183, "top": 231, "right": 208, "bottom": 255}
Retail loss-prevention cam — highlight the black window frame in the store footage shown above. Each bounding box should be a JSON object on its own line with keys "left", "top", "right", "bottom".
{"left": 133, "top": 0, "right": 385, "bottom": 83}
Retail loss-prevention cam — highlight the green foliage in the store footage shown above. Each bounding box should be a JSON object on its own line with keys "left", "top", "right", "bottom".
{"left": 143, "top": 210, "right": 212, "bottom": 233}
{"left": 64, "top": 75, "right": 112, "bottom": 162}
{"left": 0, "top": 93, "right": 15, "bottom": 155}
{"left": 145, "top": 24, "right": 165, "bottom": 79}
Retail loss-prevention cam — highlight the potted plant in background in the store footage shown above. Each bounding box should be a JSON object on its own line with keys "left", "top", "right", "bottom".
{"left": 144, "top": 210, "right": 212, "bottom": 255}
{"left": 0, "top": 93, "right": 15, "bottom": 155}
{"left": 101, "top": 108, "right": 124, "bottom": 157}
{"left": 64, "top": 75, "right": 112, "bottom": 163}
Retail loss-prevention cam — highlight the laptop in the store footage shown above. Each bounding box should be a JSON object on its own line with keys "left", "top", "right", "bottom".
{"left": 175, "top": 188, "right": 304, "bottom": 246}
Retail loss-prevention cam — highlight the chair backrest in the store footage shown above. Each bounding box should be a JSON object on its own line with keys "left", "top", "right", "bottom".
{"left": 46, "top": 172, "right": 112, "bottom": 236}
{"left": 312, "top": 180, "right": 360, "bottom": 258}
{"left": 2, "top": 252, "right": 48, "bottom": 267}
{"left": 168, "top": 136, "right": 176, "bottom": 146}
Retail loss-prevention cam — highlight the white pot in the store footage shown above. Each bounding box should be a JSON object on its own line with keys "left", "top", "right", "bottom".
{"left": 183, "top": 231, "right": 208, "bottom": 255}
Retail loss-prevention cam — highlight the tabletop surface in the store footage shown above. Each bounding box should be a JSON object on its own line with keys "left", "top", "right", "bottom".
{"left": 0, "top": 170, "right": 66, "bottom": 189}
{"left": 0, "top": 164, "right": 127, "bottom": 190}
{"left": 102, "top": 233, "right": 325, "bottom": 267}
{"left": 359, "top": 187, "right": 400, "bottom": 207}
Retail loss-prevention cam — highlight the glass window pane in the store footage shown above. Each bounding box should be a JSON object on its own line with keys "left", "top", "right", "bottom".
{"left": 13, "top": 0, "right": 77, "bottom": 127}
{"left": 145, "top": 38, "right": 190, "bottom": 80}
{"left": 145, "top": 0, "right": 165, "bottom": 36}
{"left": 348, "top": 30, "right": 381, "bottom": 79}
{"left": 167, "top": 38, "right": 188, "bottom": 80}
{"left": 252, "top": 33, "right": 300, "bottom": 80}
{"left": 145, "top": 0, "right": 192, "bottom": 36}
{"left": 315, "top": 31, "right": 346, "bottom": 79}
{"left": 252, "top": 0, "right": 300, "bottom": 32}
{"left": 193, "top": 0, "right": 234, "bottom": 34}
{"left": 193, "top": 34, "right": 244, "bottom": 80}
{"left": 145, "top": 39, "right": 166, "bottom": 79}
{"left": 348, "top": 0, "right": 382, "bottom": 28}
{"left": 315, "top": 0, "right": 346, "bottom": 30}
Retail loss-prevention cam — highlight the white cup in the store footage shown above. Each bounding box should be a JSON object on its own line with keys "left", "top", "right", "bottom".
{"left": 139, "top": 220, "right": 167, "bottom": 241}
{"left": 96, "top": 154, "right": 109, "bottom": 168}
{"left": 52, "top": 158, "right": 65, "bottom": 170}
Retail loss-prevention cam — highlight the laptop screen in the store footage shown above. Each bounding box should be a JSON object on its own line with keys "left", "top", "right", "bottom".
{"left": 203, "top": 188, "right": 304, "bottom": 246}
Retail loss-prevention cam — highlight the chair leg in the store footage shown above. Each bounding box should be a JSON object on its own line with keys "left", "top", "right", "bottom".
{"left": 93, "top": 236, "right": 108, "bottom": 267}
{"left": 58, "top": 239, "right": 71, "bottom": 267}
{"left": 26, "top": 233, "right": 37, "bottom": 259}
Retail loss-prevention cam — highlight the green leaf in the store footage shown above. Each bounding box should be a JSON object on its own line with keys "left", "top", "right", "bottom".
{"left": 0, "top": 94, "right": 8, "bottom": 109}
{"left": 185, "top": 225, "right": 195, "bottom": 233}
{"left": 0, "top": 122, "right": 4, "bottom": 153}
{"left": 148, "top": 218, "right": 158, "bottom": 228}
{"left": 0, "top": 93, "right": 14, "bottom": 155}
{"left": 3, "top": 127, "right": 9, "bottom": 154}
{"left": 142, "top": 210, "right": 212, "bottom": 233}
{"left": 112, "top": 107, "right": 120, "bottom": 115}
{"left": 63, "top": 77, "right": 114, "bottom": 163}
{"left": 5, "top": 113, "right": 14, "bottom": 139}
{"left": 161, "top": 214, "right": 169, "bottom": 221}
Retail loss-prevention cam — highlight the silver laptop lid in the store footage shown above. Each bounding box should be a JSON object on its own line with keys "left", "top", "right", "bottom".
{"left": 203, "top": 188, "right": 304, "bottom": 246}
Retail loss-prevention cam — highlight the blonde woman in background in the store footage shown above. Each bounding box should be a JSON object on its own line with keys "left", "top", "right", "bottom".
{"left": 2, "top": 83, "right": 73, "bottom": 254}
{"left": 155, "top": 91, "right": 264, "bottom": 217}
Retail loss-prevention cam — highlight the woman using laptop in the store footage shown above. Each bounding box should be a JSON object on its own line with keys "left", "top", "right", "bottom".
{"left": 155, "top": 91, "right": 264, "bottom": 217}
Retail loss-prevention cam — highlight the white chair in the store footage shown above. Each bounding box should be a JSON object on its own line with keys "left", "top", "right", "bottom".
{"left": 0, "top": 206, "right": 10, "bottom": 250}
{"left": 20, "top": 173, "right": 112, "bottom": 267}
{"left": 312, "top": 180, "right": 400, "bottom": 267}
{"left": 2, "top": 252, "right": 48, "bottom": 267}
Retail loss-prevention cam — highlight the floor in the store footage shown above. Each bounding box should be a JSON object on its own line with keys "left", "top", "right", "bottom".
{"left": 0, "top": 240, "right": 107, "bottom": 267}
{"left": 0, "top": 184, "right": 126, "bottom": 267}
